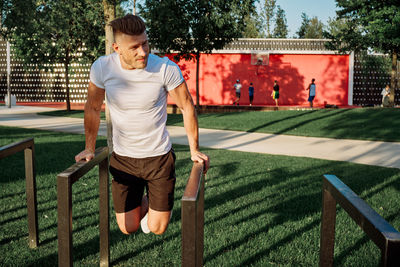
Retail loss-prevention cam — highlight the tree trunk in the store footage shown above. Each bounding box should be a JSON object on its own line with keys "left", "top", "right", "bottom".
{"left": 389, "top": 50, "right": 397, "bottom": 107}
{"left": 103, "top": 0, "right": 115, "bottom": 152}
{"left": 195, "top": 52, "right": 200, "bottom": 109}
{"left": 64, "top": 51, "right": 71, "bottom": 112}
{"left": 103, "top": 0, "right": 115, "bottom": 55}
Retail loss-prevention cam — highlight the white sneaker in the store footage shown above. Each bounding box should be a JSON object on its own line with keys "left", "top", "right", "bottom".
{"left": 140, "top": 209, "right": 173, "bottom": 234}
{"left": 140, "top": 213, "right": 150, "bottom": 234}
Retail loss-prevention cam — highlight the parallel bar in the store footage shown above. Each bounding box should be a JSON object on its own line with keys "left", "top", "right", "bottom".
{"left": 0, "top": 138, "right": 38, "bottom": 248}
{"left": 57, "top": 147, "right": 108, "bottom": 184}
{"left": 25, "top": 146, "right": 38, "bottom": 248}
{"left": 319, "top": 186, "right": 337, "bottom": 267}
{"left": 99, "top": 157, "right": 110, "bottom": 267}
{"left": 0, "top": 138, "right": 34, "bottom": 159}
{"left": 57, "top": 147, "right": 109, "bottom": 267}
{"left": 320, "top": 175, "right": 400, "bottom": 267}
{"left": 196, "top": 172, "right": 205, "bottom": 266}
{"left": 182, "top": 163, "right": 205, "bottom": 267}
{"left": 57, "top": 176, "right": 73, "bottom": 267}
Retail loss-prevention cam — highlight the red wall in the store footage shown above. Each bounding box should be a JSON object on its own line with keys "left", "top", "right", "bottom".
{"left": 168, "top": 53, "right": 349, "bottom": 106}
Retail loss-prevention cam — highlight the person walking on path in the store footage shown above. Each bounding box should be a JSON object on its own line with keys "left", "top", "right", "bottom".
{"left": 233, "top": 79, "right": 242, "bottom": 105}
{"left": 248, "top": 82, "right": 254, "bottom": 106}
{"left": 306, "top": 78, "right": 316, "bottom": 108}
{"left": 74, "top": 15, "right": 209, "bottom": 236}
{"left": 271, "top": 80, "right": 280, "bottom": 107}
{"left": 381, "top": 84, "right": 390, "bottom": 107}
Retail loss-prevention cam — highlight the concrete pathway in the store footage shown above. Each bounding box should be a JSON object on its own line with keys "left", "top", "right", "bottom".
{"left": 1, "top": 105, "right": 399, "bottom": 169}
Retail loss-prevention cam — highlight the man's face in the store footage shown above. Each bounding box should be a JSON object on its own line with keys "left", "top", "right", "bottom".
{"left": 113, "top": 32, "right": 149, "bottom": 70}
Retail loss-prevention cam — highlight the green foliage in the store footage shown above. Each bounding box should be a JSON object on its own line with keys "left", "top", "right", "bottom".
{"left": 326, "top": 0, "right": 400, "bottom": 55}
{"left": 296, "top": 13, "right": 310, "bottom": 38}
{"left": 296, "top": 13, "right": 324, "bottom": 39}
{"left": 139, "top": 0, "right": 256, "bottom": 106}
{"left": 242, "top": 12, "right": 266, "bottom": 38}
{"left": 2, "top": 0, "right": 105, "bottom": 68}
{"left": 262, "top": 0, "right": 276, "bottom": 38}
{"left": 326, "top": 0, "right": 400, "bottom": 106}
{"left": 272, "top": 5, "right": 288, "bottom": 38}
{"left": 139, "top": 0, "right": 256, "bottom": 60}
{"left": 2, "top": 0, "right": 107, "bottom": 111}
{"left": 304, "top": 17, "right": 324, "bottom": 38}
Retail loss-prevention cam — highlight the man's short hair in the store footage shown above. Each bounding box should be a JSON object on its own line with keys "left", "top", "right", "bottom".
{"left": 312, "top": 78, "right": 315, "bottom": 82}
{"left": 110, "top": 14, "right": 146, "bottom": 38}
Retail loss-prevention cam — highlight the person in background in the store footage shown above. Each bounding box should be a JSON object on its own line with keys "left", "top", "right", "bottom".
{"left": 306, "top": 78, "right": 316, "bottom": 108}
{"left": 248, "top": 82, "right": 254, "bottom": 106}
{"left": 271, "top": 80, "right": 279, "bottom": 107}
{"left": 233, "top": 79, "right": 242, "bottom": 105}
{"left": 381, "top": 84, "right": 390, "bottom": 107}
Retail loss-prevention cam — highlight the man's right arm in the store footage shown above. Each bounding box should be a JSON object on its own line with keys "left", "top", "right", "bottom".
{"left": 75, "top": 82, "right": 105, "bottom": 162}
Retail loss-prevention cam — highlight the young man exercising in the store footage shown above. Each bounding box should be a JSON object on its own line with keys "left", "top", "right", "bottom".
{"left": 75, "top": 15, "right": 209, "bottom": 235}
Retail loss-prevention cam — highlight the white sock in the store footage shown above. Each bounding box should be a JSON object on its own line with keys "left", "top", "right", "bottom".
{"left": 140, "top": 212, "right": 150, "bottom": 234}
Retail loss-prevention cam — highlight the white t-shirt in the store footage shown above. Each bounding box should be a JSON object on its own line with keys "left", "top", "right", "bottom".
{"left": 234, "top": 83, "right": 242, "bottom": 93}
{"left": 90, "top": 53, "right": 184, "bottom": 158}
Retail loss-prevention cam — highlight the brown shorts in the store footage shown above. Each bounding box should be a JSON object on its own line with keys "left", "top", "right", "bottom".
{"left": 109, "top": 149, "right": 176, "bottom": 213}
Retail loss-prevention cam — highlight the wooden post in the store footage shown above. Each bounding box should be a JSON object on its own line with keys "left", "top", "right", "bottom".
{"left": 0, "top": 138, "right": 38, "bottom": 248}
{"left": 57, "top": 147, "right": 109, "bottom": 267}
{"left": 319, "top": 184, "right": 337, "bottom": 267}
{"left": 181, "top": 163, "right": 205, "bottom": 267}
{"left": 103, "top": 0, "right": 115, "bottom": 153}
{"left": 24, "top": 145, "right": 39, "bottom": 248}
{"left": 6, "top": 40, "right": 11, "bottom": 108}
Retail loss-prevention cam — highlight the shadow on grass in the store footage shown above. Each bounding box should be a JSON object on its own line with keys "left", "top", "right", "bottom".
{"left": 323, "top": 108, "right": 400, "bottom": 142}
{"left": 203, "top": 156, "right": 399, "bottom": 265}
{"left": 246, "top": 109, "right": 318, "bottom": 133}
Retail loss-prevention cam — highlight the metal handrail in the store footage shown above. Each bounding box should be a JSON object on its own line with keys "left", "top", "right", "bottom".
{"left": 57, "top": 146, "right": 109, "bottom": 267}
{"left": 181, "top": 162, "right": 205, "bottom": 267}
{"left": 0, "top": 138, "right": 38, "bottom": 248}
{"left": 320, "top": 174, "right": 400, "bottom": 267}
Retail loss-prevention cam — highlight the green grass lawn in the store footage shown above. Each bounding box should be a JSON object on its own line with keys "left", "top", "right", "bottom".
{"left": 1, "top": 126, "right": 399, "bottom": 266}
{"left": 38, "top": 107, "right": 400, "bottom": 142}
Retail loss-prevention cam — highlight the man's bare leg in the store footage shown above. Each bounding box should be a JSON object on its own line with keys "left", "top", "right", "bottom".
{"left": 115, "top": 195, "right": 149, "bottom": 234}
{"left": 147, "top": 208, "right": 172, "bottom": 235}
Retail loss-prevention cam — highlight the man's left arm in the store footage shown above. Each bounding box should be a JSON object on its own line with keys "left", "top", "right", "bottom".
{"left": 168, "top": 81, "right": 210, "bottom": 173}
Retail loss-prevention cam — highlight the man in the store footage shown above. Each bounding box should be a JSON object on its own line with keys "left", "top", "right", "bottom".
{"left": 233, "top": 79, "right": 242, "bottom": 105}
{"left": 75, "top": 15, "right": 209, "bottom": 235}
{"left": 248, "top": 82, "right": 254, "bottom": 106}
{"left": 271, "top": 80, "right": 279, "bottom": 107}
{"left": 381, "top": 84, "right": 390, "bottom": 107}
{"left": 306, "top": 78, "right": 316, "bottom": 108}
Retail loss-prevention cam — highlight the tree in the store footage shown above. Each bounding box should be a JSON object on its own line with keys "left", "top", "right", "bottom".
{"left": 242, "top": 12, "right": 265, "bottom": 38}
{"left": 296, "top": 13, "right": 310, "bottom": 38}
{"left": 262, "top": 0, "right": 276, "bottom": 38}
{"left": 2, "top": 0, "right": 106, "bottom": 111}
{"left": 272, "top": 5, "right": 288, "bottom": 38}
{"left": 304, "top": 17, "right": 324, "bottom": 38}
{"left": 139, "top": 0, "right": 256, "bottom": 107}
{"left": 326, "top": 0, "right": 400, "bottom": 106}
{"left": 296, "top": 13, "right": 324, "bottom": 39}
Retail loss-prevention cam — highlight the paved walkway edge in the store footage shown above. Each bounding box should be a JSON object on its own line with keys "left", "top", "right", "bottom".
{"left": 1, "top": 106, "right": 399, "bottom": 169}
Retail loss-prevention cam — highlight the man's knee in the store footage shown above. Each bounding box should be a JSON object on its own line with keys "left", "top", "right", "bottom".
{"left": 117, "top": 220, "right": 140, "bottom": 235}
{"left": 115, "top": 210, "right": 141, "bottom": 235}
{"left": 148, "top": 221, "right": 169, "bottom": 235}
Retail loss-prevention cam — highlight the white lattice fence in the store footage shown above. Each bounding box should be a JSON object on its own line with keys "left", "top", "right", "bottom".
{"left": 353, "top": 52, "right": 400, "bottom": 106}
{"left": 0, "top": 40, "right": 90, "bottom": 103}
